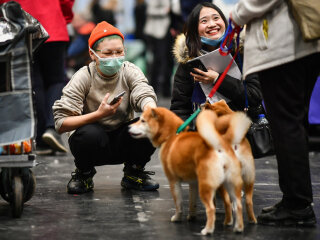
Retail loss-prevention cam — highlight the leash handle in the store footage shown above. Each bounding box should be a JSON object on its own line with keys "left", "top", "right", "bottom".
{"left": 219, "top": 19, "right": 234, "bottom": 56}
{"left": 219, "top": 19, "right": 242, "bottom": 56}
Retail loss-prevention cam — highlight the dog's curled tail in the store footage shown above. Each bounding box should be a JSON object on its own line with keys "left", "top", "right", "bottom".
{"left": 196, "top": 110, "right": 252, "bottom": 149}
{"left": 196, "top": 109, "right": 224, "bottom": 150}
{"left": 215, "top": 112, "right": 251, "bottom": 145}
{"left": 226, "top": 112, "right": 251, "bottom": 145}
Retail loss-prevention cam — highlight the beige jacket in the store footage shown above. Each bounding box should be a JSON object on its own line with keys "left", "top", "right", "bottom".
{"left": 231, "top": 0, "right": 320, "bottom": 78}
{"left": 53, "top": 61, "right": 157, "bottom": 135}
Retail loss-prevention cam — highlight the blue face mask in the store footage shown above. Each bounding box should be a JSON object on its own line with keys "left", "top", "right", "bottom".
{"left": 200, "top": 31, "right": 226, "bottom": 47}
{"left": 90, "top": 48, "right": 125, "bottom": 76}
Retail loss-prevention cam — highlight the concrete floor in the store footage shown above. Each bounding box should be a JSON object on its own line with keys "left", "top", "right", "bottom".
{"left": 1, "top": 97, "right": 319, "bottom": 240}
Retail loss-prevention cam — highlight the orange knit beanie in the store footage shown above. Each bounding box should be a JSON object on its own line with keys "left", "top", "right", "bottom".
{"left": 88, "top": 21, "right": 124, "bottom": 48}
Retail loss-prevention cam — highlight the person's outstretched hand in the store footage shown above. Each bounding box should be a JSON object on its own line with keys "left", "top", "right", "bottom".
{"left": 229, "top": 12, "right": 241, "bottom": 28}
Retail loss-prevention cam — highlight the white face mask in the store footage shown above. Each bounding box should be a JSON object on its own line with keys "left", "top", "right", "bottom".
{"left": 90, "top": 47, "right": 125, "bottom": 75}
{"left": 200, "top": 31, "right": 226, "bottom": 47}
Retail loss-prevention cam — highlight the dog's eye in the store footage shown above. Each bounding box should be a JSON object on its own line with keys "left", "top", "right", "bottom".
{"left": 141, "top": 119, "right": 145, "bottom": 123}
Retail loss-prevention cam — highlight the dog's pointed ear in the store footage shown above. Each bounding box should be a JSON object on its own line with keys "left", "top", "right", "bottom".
{"left": 203, "top": 102, "right": 212, "bottom": 110}
{"left": 151, "top": 108, "right": 158, "bottom": 119}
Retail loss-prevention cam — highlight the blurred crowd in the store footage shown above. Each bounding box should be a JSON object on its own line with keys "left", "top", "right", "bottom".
{"left": 66, "top": 0, "right": 238, "bottom": 97}
{"left": 0, "top": 0, "right": 241, "bottom": 155}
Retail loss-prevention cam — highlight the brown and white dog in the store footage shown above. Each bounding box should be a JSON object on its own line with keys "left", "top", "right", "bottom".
{"left": 204, "top": 100, "right": 257, "bottom": 225}
{"left": 128, "top": 106, "right": 255, "bottom": 234}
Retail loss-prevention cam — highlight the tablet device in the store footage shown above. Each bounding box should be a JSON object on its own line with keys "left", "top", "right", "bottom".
{"left": 186, "top": 59, "right": 208, "bottom": 74}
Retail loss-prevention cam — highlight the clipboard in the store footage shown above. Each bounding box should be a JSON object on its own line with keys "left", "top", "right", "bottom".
{"left": 187, "top": 48, "right": 242, "bottom": 104}
{"left": 186, "top": 48, "right": 241, "bottom": 80}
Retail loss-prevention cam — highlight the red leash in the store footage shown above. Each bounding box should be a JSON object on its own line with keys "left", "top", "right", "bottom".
{"left": 207, "top": 22, "right": 242, "bottom": 99}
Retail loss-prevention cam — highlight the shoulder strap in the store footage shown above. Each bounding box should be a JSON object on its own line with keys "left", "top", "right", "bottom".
{"left": 85, "top": 65, "right": 92, "bottom": 98}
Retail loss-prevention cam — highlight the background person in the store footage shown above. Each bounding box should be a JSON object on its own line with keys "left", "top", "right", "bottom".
{"left": 0, "top": 0, "right": 75, "bottom": 154}
{"left": 53, "top": 21, "right": 159, "bottom": 194}
{"left": 230, "top": 0, "right": 320, "bottom": 226}
{"left": 143, "top": 0, "right": 175, "bottom": 97}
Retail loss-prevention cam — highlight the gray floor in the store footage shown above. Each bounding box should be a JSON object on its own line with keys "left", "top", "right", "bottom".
{"left": 1, "top": 97, "right": 319, "bottom": 240}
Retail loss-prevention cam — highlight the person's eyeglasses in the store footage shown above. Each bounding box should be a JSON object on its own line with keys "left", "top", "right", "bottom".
{"left": 95, "top": 48, "right": 126, "bottom": 57}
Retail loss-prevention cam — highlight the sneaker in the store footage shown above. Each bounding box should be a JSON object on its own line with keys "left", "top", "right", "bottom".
{"left": 261, "top": 201, "right": 284, "bottom": 214}
{"left": 121, "top": 165, "right": 159, "bottom": 191}
{"left": 67, "top": 168, "right": 96, "bottom": 194}
{"left": 258, "top": 205, "right": 317, "bottom": 227}
{"left": 42, "top": 128, "right": 68, "bottom": 153}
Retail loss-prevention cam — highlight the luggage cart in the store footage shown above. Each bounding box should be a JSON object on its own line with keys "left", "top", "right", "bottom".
{"left": 0, "top": 1, "right": 48, "bottom": 217}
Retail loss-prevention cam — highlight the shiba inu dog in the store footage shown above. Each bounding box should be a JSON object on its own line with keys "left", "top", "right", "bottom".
{"left": 128, "top": 106, "right": 254, "bottom": 234}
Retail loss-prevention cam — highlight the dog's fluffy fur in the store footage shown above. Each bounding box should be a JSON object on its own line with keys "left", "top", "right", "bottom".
{"left": 204, "top": 100, "right": 257, "bottom": 225}
{"left": 129, "top": 104, "right": 256, "bottom": 235}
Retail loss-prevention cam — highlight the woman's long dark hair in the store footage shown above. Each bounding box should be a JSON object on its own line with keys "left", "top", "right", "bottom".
{"left": 183, "top": 2, "right": 228, "bottom": 58}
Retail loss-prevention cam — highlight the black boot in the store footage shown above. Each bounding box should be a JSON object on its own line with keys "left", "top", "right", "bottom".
{"left": 67, "top": 168, "right": 96, "bottom": 194}
{"left": 258, "top": 205, "right": 316, "bottom": 227}
{"left": 261, "top": 201, "right": 284, "bottom": 213}
{"left": 121, "top": 165, "right": 159, "bottom": 191}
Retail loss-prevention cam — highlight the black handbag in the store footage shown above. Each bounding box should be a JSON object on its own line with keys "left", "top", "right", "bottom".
{"left": 243, "top": 81, "right": 274, "bottom": 158}
{"left": 246, "top": 116, "right": 274, "bottom": 158}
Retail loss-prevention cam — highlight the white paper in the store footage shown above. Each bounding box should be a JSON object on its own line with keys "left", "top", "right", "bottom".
{"left": 199, "top": 82, "right": 231, "bottom": 104}
{"left": 187, "top": 49, "right": 242, "bottom": 103}
{"left": 187, "top": 48, "right": 242, "bottom": 79}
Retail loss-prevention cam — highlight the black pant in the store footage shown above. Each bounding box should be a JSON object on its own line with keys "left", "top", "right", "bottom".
{"left": 146, "top": 31, "right": 174, "bottom": 96}
{"left": 68, "top": 118, "right": 156, "bottom": 172}
{"left": 258, "top": 52, "right": 320, "bottom": 209}
{"left": 32, "top": 42, "right": 67, "bottom": 143}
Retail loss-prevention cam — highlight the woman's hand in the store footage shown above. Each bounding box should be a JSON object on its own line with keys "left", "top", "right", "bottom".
{"left": 190, "top": 68, "right": 219, "bottom": 84}
{"left": 229, "top": 12, "right": 241, "bottom": 28}
{"left": 96, "top": 93, "right": 122, "bottom": 118}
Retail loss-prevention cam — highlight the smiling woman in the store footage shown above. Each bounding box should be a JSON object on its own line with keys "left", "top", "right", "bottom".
{"left": 170, "top": 2, "right": 264, "bottom": 127}
{"left": 183, "top": 3, "right": 227, "bottom": 59}
{"left": 198, "top": 9, "right": 226, "bottom": 47}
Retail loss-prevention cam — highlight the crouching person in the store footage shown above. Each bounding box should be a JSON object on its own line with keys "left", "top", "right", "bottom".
{"left": 53, "top": 21, "right": 159, "bottom": 194}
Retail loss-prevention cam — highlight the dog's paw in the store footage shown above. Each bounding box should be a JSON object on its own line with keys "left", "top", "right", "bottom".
{"left": 223, "top": 217, "right": 233, "bottom": 226}
{"left": 171, "top": 213, "right": 182, "bottom": 222}
{"left": 249, "top": 217, "right": 257, "bottom": 224}
{"left": 233, "top": 225, "right": 244, "bottom": 233}
{"left": 201, "top": 227, "right": 214, "bottom": 235}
